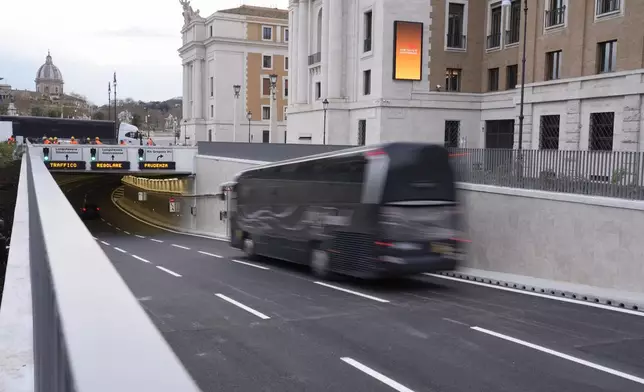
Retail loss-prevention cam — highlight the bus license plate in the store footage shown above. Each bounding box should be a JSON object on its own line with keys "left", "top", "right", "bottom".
{"left": 431, "top": 243, "right": 453, "bottom": 254}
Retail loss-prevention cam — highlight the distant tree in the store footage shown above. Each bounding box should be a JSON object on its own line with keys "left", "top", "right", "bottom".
{"left": 131, "top": 113, "right": 142, "bottom": 128}
{"left": 159, "top": 102, "right": 170, "bottom": 112}
{"left": 47, "top": 109, "right": 60, "bottom": 118}
{"left": 0, "top": 104, "right": 7, "bottom": 115}
{"left": 92, "top": 111, "right": 105, "bottom": 120}
{"left": 124, "top": 98, "right": 135, "bottom": 105}
{"left": 31, "top": 106, "right": 44, "bottom": 116}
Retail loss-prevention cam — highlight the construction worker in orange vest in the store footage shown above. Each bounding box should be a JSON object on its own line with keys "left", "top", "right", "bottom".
{"left": 43, "top": 137, "right": 51, "bottom": 145}
{"left": 53, "top": 137, "right": 59, "bottom": 144}
{"left": 86, "top": 137, "right": 92, "bottom": 144}
{"left": 70, "top": 136, "right": 78, "bottom": 144}
{"left": 94, "top": 137, "right": 103, "bottom": 145}
{"left": 119, "top": 139, "right": 127, "bottom": 145}
{"left": 146, "top": 137, "right": 154, "bottom": 146}
{"left": 7, "top": 136, "right": 15, "bottom": 145}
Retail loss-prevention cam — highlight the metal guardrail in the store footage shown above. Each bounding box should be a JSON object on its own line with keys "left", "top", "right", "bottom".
{"left": 449, "top": 148, "right": 644, "bottom": 200}
{"left": 0, "top": 149, "right": 202, "bottom": 391}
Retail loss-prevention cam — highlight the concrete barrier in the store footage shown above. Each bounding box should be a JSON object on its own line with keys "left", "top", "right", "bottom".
{"left": 457, "top": 183, "right": 644, "bottom": 307}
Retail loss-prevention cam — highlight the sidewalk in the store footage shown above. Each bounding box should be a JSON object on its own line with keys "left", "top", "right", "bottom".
{"left": 115, "top": 197, "right": 228, "bottom": 241}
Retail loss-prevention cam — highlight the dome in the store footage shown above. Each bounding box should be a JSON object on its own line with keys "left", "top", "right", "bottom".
{"left": 36, "top": 51, "right": 63, "bottom": 82}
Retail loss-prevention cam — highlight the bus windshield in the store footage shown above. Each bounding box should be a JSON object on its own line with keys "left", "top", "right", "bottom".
{"left": 381, "top": 144, "right": 456, "bottom": 204}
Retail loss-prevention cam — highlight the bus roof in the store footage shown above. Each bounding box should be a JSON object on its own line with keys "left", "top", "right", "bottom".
{"left": 233, "top": 142, "right": 447, "bottom": 181}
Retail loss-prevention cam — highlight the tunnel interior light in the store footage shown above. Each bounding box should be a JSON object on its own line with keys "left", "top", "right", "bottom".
{"left": 43, "top": 147, "right": 50, "bottom": 161}
{"left": 90, "top": 148, "right": 97, "bottom": 161}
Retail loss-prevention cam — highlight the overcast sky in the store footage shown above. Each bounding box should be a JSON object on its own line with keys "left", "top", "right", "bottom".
{"left": 0, "top": 0, "right": 288, "bottom": 105}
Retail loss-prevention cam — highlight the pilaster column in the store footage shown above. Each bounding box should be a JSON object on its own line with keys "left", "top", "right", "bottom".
{"left": 327, "top": 0, "right": 343, "bottom": 98}
{"left": 321, "top": 0, "right": 330, "bottom": 98}
{"left": 193, "top": 59, "right": 203, "bottom": 119}
{"left": 296, "top": 0, "right": 309, "bottom": 104}
{"left": 289, "top": 5, "right": 298, "bottom": 106}
{"left": 182, "top": 64, "right": 189, "bottom": 119}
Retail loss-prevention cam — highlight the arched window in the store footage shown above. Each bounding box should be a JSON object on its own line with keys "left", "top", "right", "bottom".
{"left": 45, "top": 86, "right": 49, "bottom": 94}
{"left": 55, "top": 87, "right": 59, "bottom": 94}
{"left": 317, "top": 8, "right": 323, "bottom": 52}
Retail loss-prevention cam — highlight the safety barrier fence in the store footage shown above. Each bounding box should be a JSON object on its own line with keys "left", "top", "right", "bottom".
{"left": 449, "top": 148, "right": 644, "bottom": 200}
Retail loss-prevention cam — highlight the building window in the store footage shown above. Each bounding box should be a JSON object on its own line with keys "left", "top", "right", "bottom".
{"left": 597, "top": 40, "right": 617, "bottom": 74}
{"left": 262, "top": 76, "right": 271, "bottom": 96}
{"left": 283, "top": 77, "right": 289, "bottom": 98}
{"left": 262, "top": 130, "right": 270, "bottom": 143}
{"left": 446, "top": 3, "right": 466, "bottom": 49}
{"left": 589, "top": 112, "right": 614, "bottom": 151}
{"left": 363, "top": 70, "right": 372, "bottom": 95}
{"left": 506, "top": 0, "right": 521, "bottom": 44}
{"left": 487, "top": 2, "right": 502, "bottom": 49}
{"left": 210, "top": 105, "right": 214, "bottom": 118}
{"left": 358, "top": 120, "right": 367, "bottom": 146}
{"left": 315, "top": 82, "right": 321, "bottom": 100}
{"left": 284, "top": 106, "right": 288, "bottom": 120}
{"left": 364, "top": 10, "right": 373, "bottom": 52}
{"left": 545, "top": 0, "right": 566, "bottom": 28}
{"left": 262, "top": 55, "right": 273, "bottom": 69}
{"left": 208, "top": 129, "right": 213, "bottom": 142}
{"left": 445, "top": 68, "right": 461, "bottom": 92}
{"left": 262, "top": 106, "right": 271, "bottom": 120}
{"left": 545, "top": 50, "right": 562, "bottom": 80}
{"left": 488, "top": 68, "right": 499, "bottom": 92}
{"left": 284, "top": 28, "right": 289, "bottom": 42}
{"left": 284, "top": 56, "right": 289, "bottom": 70}
{"left": 209, "top": 25, "right": 213, "bottom": 37}
{"left": 596, "top": 0, "right": 621, "bottom": 16}
{"left": 262, "top": 26, "right": 273, "bottom": 40}
{"left": 210, "top": 77, "right": 214, "bottom": 96}
{"left": 444, "top": 120, "right": 460, "bottom": 148}
{"left": 539, "top": 115, "right": 560, "bottom": 150}
{"left": 506, "top": 64, "right": 518, "bottom": 89}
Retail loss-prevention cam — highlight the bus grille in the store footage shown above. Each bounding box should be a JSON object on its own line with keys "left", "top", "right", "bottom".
{"left": 330, "top": 232, "right": 375, "bottom": 275}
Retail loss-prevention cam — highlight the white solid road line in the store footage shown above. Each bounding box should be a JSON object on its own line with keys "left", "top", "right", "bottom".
{"left": 314, "top": 282, "right": 390, "bottom": 303}
{"left": 131, "top": 255, "right": 151, "bottom": 263}
{"left": 115, "top": 227, "right": 121, "bottom": 231}
{"left": 341, "top": 358, "right": 415, "bottom": 392}
{"left": 124, "top": 231, "right": 131, "bottom": 235}
{"left": 215, "top": 293, "right": 271, "bottom": 320}
{"left": 100, "top": 241, "right": 110, "bottom": 246}
{"left": 471, "top": 326, "right": 644, "bottom": 386}
{"left": 198, "top": 251, "right": 223, "bottom": 258}
{"left": 425, "top": 273, "right": 644, "bottom": 317}
{"left": 150, "top": 239, "right": 164, "bottom": 243}
{"left": 172, "top": 244, "right": 191, "bottom": 250}
{"left": 232, "top": 259, "right": 270, "bottom": 270}
{"left": 107, "top": 222, "right": 112, "bottom": 226}
{"left": 135, "top": 235, "right": 146, "bottom": 239}
{"left": 156, "top": 266, "right": 182, "bottom": 277}
{"left": 113, "top": 247, "right": 127, "bottom": 253}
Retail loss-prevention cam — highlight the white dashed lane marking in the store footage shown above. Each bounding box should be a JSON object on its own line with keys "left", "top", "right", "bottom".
{"left": 156, "top": 266, "right": 182, "bottom": 277}
{"left": 172, "top": 244, "right": 191, "bottom": 250}
{"left": 232, "top": 259, "right": 270, "bottom": 271}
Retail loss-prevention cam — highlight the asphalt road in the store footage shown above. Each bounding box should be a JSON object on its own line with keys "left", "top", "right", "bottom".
{"left": 61, "top": 177, "right": 644, "bottom": 392}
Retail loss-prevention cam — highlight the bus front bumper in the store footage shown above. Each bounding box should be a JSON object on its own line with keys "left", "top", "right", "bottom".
{"left": 371, "top": 253, "right": 461, "bottom": 277}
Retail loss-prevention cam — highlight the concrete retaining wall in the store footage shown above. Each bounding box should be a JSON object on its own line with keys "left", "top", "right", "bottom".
{"left": 459, "top": 183, "right": 644, "bottom": 296}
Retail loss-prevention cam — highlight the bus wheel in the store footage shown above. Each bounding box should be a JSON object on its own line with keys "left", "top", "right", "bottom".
{"left": 243, "top": 236, "right": 256, "bottom": 259}
{"left": 310, "top": 249, "right": 331, "bottom": 279}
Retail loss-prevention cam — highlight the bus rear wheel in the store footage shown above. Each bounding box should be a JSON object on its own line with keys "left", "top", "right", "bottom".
{"left": 243, "top": 236, "right": 257, "bottom": 260}
{"left": 310, "top": 249, "right": 331, "bottom": 279}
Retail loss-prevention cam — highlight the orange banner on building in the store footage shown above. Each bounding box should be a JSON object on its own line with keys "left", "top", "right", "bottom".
{"left": 393, "top": 21, "right": 423, "bottom": 81}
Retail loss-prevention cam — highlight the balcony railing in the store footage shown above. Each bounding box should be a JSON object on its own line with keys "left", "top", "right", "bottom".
{"left": 308, "top": 52, "right": 321, "bottom": 66}
{"left": 486, "top": 33, "right": 501, "bottom": 49}
{"left": 363, "top": 37, "right": 372, "bottom": 52}
{"left": 446, "top": 33, "right": 467, "bottom": 49}
{"left": 545, "top": 6, "right": 566, "bottom": 28}
{"left": 505, "top": 29, "right": 519, "bottom": 45}
{"left": 596, "top": 0, "right": 620, "bottom": 16}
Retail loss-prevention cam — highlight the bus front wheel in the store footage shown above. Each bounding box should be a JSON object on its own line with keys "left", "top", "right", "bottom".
{"left": 243, "top": 236, "right": 257, "bottom": 260}
{"left": 310, "top": 249, "right": 331, "bottom": 279}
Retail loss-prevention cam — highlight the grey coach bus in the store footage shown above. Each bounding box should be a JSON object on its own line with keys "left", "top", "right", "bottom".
{"left": 225, "top": 142, "right": 466, "bottom": 279}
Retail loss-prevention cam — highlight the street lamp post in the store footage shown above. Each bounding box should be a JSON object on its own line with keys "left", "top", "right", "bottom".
{"left": 113, "top": 73, "right": 118, "bottom": 137}
{"left": 322, "top": 99, "right": 329, "bottom": 145}
{"left": 183, "top": 119, "right": 188, "bottom": 146}
{"left": 503, "top": 0, "right": 527, "bottom": 178}
{"left": 233, "top": 85, "right": 241, "bottom": 142}
{"left": 108, "top": 83, "right": 111, "bottom": 121}
{"left": 268, "top": 74, "right": 278, "bottom": 143}
{"left": 247, "top": 111, "right": 252, "bottom": 142}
